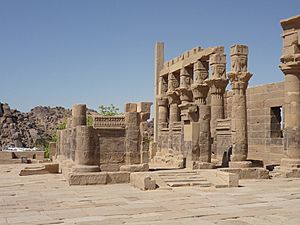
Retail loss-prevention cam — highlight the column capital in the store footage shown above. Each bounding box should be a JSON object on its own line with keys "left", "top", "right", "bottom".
{"left": 209, "top": 53, "right": 226, "bottom": 80}
{"left": 191, "top": 83, "right": 209, "bottom": 104}
{"left": 205, "top": 78, "right": 228, "bottom": 95}
{"left": 228, "top": 72, "right": 252, "bottom": 90}
{"left": 280, "top": 55, "right": 300, "bottom": 75}
{"left": 156, "top": 96, "right": 168, "bottom": 106}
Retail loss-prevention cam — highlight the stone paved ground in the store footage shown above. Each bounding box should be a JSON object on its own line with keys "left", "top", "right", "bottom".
{"left": 0, "top": 164, "right": 300, "bottom": 225}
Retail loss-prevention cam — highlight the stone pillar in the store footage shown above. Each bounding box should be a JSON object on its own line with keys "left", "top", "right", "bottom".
{"left": 125, "top": 106, "right": 141, "bottom": 165}
{"left": 228, "top": 45, "right": 252, "bottom": 165}
{"left": 154, "top": 42, "right": 164, "bottom": 142}
{"left": 137, "top": 102, "right": 152, "bottom": 164}
{"left": 72, "top": 104, "right": 86, "bottom": 127}
{"left": 279, "top": 15, "right": 300, "bottom": 177}
{"left": 206, "top": 53, "right": 228, "bottom": 138}
{"left": 167, "top": 72, "right": 180, "bottom": 125}
{"left": 74, "top": 126, "right": 100, "bottom": 172}
{"left": 198, "top": 105, "right": 211, "bottom": 163}
{"left": 178, "top": 67, "right": 196, "bottom": 122}
{"left": 157, "top": 97, "right": 168, "bottom": 128}
{"left": 191, "top": 60, "right": 212, "bottom": 168}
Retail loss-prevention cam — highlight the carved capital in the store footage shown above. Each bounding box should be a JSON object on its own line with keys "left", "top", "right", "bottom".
{"left": 205, "top": 78, "right": 229, "bottom": 95}
{"left": 280, "top": 55, "right": 300, "bottom": 75}
{"left": 191, "top": 83, "right": 209, "bottom": 103}
{"left": 228, "top": 72, "right": 252, "bottom": 90}
{"left": 156, "top": 96, "right": 168, "bottom": 107}
{"left": 167, "top": 72, "right": 179, "bottom": 93}
{"left": 194, "top": 60, "right": 208, "bottom": 84}
{"left": 209, "top": 53, "right": 226, "bottom": 79}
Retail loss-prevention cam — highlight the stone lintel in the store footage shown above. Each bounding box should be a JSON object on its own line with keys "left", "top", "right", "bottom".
{"left": 159, "top": 46, "right": 224, "bottom": 76}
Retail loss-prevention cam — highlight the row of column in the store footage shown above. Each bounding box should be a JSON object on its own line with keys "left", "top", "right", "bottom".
{"left": 155, "top": 44, "right": 252, "bottom": 166}
{"left": 157, "top": 56, "right": 228, "bottom": 130}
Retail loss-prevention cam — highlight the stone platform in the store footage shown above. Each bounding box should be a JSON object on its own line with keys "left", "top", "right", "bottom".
{"left": 220, "top": 160, "right": 270, "bottom": 179}
{"left": 1, "top": 164, "right": 300, "bottom": 225}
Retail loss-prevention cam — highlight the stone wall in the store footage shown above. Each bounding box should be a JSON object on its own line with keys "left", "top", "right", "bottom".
{"left": 55, "top": 102, "right": 152, "bottom": 172}
{"left": 221, "top": 82, "right": 285, "bottom": 164}
{"left": 96, "top": 128, "right": 126, "bottom": 171}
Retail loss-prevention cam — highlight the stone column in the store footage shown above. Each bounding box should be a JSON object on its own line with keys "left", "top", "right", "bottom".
{"left": 157, "top": 97, "right": 168, "bottom": 128}
{"left": 206, "top": 53, "right": 228, "bottom": 153}
{"left": 228, "top": 45, "right": 252, "bottom": 165}
{"left": 72, "top": 104, "right": 86, "bottom": 127}
{"left": 178, "top": 67, "right": 196, "bottom": 122}
{"left": 191, "top": 61, "right": 212, "bottom": 168}
{"left": 167, "top": 72, "right": 180, "bottom": 125}
{"left": 74, "top": 126, "right": 100, "bottom": 172}
{"left": 125, "top": 104, "right": 141, "bottom": 165}
{"left": 154, "top": 42, "right": 164, "bottom": 142}
{"left": 279, "top": 15, "right": 300, "bottom": 177}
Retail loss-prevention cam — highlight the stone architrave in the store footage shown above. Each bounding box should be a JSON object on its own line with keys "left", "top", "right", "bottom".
{"left": 228, "top": 45, "right": 252, "bottom": 165}
{"left": 279, "top": 15, "right": 300, "bottom": 177}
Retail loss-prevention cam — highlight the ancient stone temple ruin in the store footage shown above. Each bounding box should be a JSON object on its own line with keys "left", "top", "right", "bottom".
{"left": 48, "top": 14, "right": 300, "bottom": 188}
{"left": 151, "top": 14, "right": 300, "bottom": 178}
{"left": 54, "top": 102, "right": 152, "bottom": 184}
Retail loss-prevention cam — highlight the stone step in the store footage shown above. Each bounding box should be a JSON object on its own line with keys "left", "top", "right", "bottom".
{"left": 168, "top": 181, "right": 212, "bottom": 187}
{"left": 163, "top": 178, "right": 207, "bottom": 182}
{"left": 157, "top": 171, "right": 212, "bottom": 188}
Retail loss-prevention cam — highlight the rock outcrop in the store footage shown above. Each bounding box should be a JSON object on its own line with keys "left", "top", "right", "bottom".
{"left": 0, "top": 103, "right": 71, "bottom": 148}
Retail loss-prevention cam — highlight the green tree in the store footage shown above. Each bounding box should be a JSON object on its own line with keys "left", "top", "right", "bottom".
{"left": 98, "top": 104, "right": 121, "bottom": 116}
{"left": 57, "top": 118, "right": 67, "bottom": 130}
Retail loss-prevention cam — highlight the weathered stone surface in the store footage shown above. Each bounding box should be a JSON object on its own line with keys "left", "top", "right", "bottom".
{"left": 120, "top": 163, "right": 149, "bottom": 172}
{"left": 125, "top": 103, "right": 137, "bottom": 113}
{"left": 72, "top": 104, "right": 87, "bottom": 127}
{"left": 107, "top": 171, "right": 130, "bottom": 184}
{"left": 130, "top": 172, "right": 156, "bottom": 190}
{"left": 220, "top": 167, "right": 269, "bottom": 179}
{"left": 19, "top": 163, "right": 59, "bottom": 176}
{"left": 68, "top": 172, "right": 107, "bottom": 185}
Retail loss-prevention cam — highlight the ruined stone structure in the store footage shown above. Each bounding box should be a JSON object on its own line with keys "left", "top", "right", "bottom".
{"left": 52, "top": 14, "right": 300, "bottom": 184}
{"left": 279, "top": 15, "right": 300, "bottom": 177}
{"left": 54, "top": 102, "right": 152, "bottom": 183}
{"left": 152, "top": 45, "right": 228, "bottom": 169}
{"left": 151, "top": 14, "right": 300, "bottom": 179}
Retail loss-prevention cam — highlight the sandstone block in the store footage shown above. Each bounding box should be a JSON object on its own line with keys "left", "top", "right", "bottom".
{"left": 130, "top": 172, "right": 156, "bottom": 190}
{"left": 107, "top": 171, "right": 130, "bottom": 184}
{"left": 136, "top": 102, "right": 152, "bottom": 113}
{"left": 125, "top": 103, "right": 137, "bottom": 113}
{"left": 120, "top": 163, "right": 149, "bottom": 172}
{"left": 68, "top": 172, "right": 107, "bottom": 185}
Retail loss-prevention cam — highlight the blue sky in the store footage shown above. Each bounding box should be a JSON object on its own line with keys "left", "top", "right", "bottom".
{"left": 0, "top": 0, "right": 299, "bottom": 112}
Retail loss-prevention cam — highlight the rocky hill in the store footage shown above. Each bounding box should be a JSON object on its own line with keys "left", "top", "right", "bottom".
{"left": 0, "top": 103, "right": 71, "bottom": 149}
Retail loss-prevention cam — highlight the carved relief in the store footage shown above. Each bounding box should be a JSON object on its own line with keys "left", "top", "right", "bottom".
{"left": 230, "top": 45, "right": 248, "bottom": 73}
{"left": 167, "top": 73, "right": 179, "bottom": 92}
{"left": 209, "top": 53, "right": 226, "bottom": 79}
{"left": 93, "top": 116, "right": 125, "bottom": 128}
{"left": 160, "top": 76, "right": 168, "bottom": 93}
{"left": 194, "top": 61, "right": 208, "bottom": 84}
